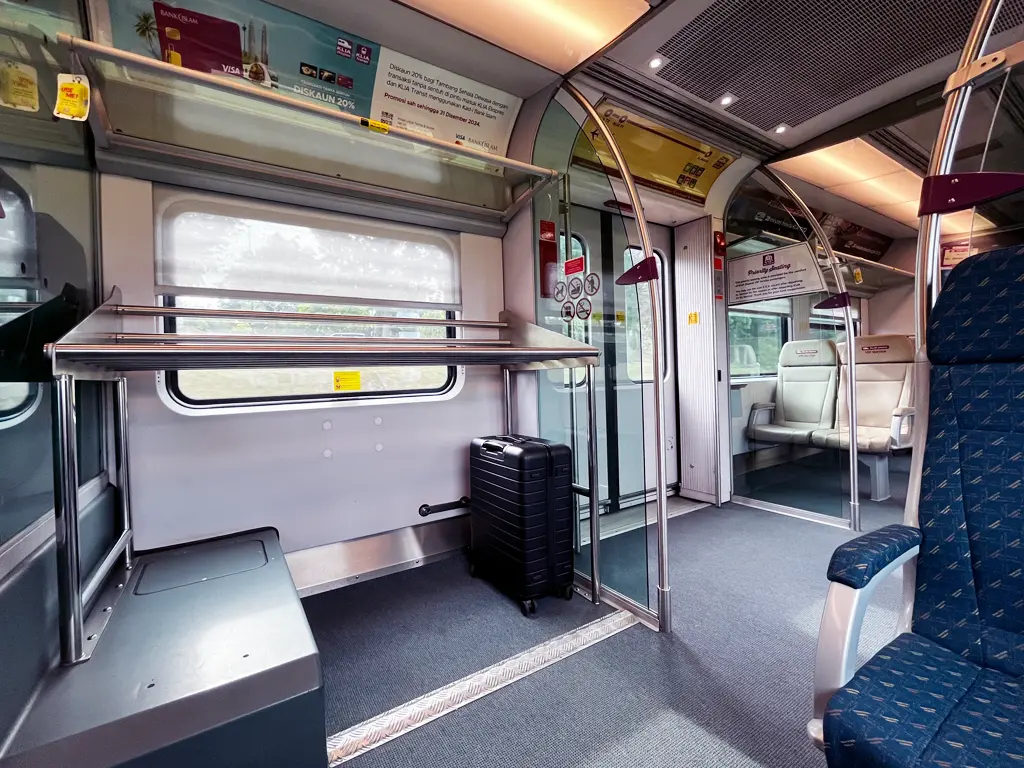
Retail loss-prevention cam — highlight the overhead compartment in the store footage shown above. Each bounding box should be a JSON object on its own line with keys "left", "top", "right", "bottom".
{"left": 57, "top": 36, "right": 559, "bottom": 230}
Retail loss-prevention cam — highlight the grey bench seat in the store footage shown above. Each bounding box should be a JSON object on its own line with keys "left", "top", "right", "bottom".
{"left": 1, "top": 529, "right": 326, "bottom": 768}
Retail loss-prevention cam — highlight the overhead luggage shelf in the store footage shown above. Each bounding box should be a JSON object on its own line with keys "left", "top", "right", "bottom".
{"left": 46, "top": 289, "right": 599, "bottom": 378}
{"left": 57, "top": 36, "right": 560, "bottom": 224}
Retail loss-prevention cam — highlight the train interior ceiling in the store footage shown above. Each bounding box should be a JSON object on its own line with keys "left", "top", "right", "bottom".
{"left": 1, "top": 0, "right": 1021, "bottom": 767}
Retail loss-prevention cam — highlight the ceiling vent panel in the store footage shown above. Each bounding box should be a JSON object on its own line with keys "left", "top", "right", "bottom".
{"left": 656, "top": 0, "right": 1024, "bottom": 131}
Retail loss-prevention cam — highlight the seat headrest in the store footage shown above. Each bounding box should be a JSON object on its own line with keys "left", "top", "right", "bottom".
{"left": 779, "top": 339, "right": 837, "bottom": 367}
{"left": 837, "top": 335, "right": 915, "bottom": 365}
{"left": 929, "top": 245, "right": 1024, "bottom": 364}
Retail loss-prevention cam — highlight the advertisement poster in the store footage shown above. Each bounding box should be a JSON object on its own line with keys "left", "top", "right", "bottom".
{"left": 103, "top": 0, "right": 522, "bottom": 153}
{"left": 726, "top": 180, "right": 816, "bottom": 242}
{"left": 370, "top": 48, "right": 521, "bottom": 155}
{"left": 818, "top": 213, "right": 893, "bottom": 261}
{"left": 572, "top": 98, "right": 735, "bottom": 205}
{"left": 109, "top": 0, "right": 380, "bottom": 115}
{"left": 727, "top": 242, "right": 827, "bottom": 305}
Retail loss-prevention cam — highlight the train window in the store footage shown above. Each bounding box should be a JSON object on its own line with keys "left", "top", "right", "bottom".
{"left": 624, "top": 247, "right": 666, "bottom": 383}
{"left": 728, "top": 299, "right": 792, "bottom": 378}
{"left": 157, "top": 193, "right": 459, "bottom": 407}
{"left": 0, "top": 290, "right": 39, "bottom": 424}
{"left": 809, "top": 298, "right": 861, "bottom": 345}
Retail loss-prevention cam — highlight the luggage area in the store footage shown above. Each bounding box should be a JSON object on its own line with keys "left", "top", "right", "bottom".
{"left": 302, "top": 553, "right": 611, "bottom": 738}
{"left": 330, "top": 504, "right": 902, "bottom": 768}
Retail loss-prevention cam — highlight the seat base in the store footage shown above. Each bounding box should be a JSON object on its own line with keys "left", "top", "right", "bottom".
{"left": 825, "top": 632, "right": 1023, "bottom": 768}
{"left": 2, "top": 529, "right": 325, "bottom": 768}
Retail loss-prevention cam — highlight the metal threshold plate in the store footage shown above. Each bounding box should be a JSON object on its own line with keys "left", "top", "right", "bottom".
{"left": 325, "top": 610, "right": 638, "bottom": 765}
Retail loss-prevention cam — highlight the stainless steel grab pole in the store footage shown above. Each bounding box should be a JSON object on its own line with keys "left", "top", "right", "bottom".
{"left": 561, "top": 81, "right": 670, "bottom": 630}
{"left": 562, "top": 174, "right": 583, "bottom": 554}
{"left": 586, "top": 363, "right": 601, "bottom": 605}
{"left": 917, "top": 0, "right": 1003, "bottom": 337}
{"left": 760, "top": 167, "right": 862, "bottom": 531}
{"left": 113, "top": 378, "right": 134, "bottom": 570}
{"left": 52, "top": 375, "right": 85, "bottom": 665}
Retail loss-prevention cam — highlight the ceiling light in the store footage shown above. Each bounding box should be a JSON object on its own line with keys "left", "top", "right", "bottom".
{"left": 648, "top": 56, "right": 665, "bottom": 69}
{"left": 719, "top": 93, "right": 737, "bottom": 107}
{"left": 774, "top": 124, "right": 789, "bottom": 134}
{"left": 398, "top": 0, "right": 650, "bottom": 75}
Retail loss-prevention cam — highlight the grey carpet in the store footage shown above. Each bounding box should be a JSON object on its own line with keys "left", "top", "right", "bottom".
{"left": 348, "top": 503, "right": 904, "bottom": 768}
{"left": 735, "top": 451, "right": 910, "bottom": 522}
{"left": 303, "top": 554, "right": 610, "bottom": 735}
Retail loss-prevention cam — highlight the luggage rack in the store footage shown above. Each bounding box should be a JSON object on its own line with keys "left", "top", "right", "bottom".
{"left": 46, "top": 287, "right": 602, "bottom": 665}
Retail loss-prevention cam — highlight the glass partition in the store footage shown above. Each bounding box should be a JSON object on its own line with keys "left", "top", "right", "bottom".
{"left": 935, "top": 65, "right": 1024, "bottom": 273}
{"left": 725, "top": 173, "right": 849, "bottom": 522}
{"left": 533, "top": 97, "right": 655, "bottom": 609}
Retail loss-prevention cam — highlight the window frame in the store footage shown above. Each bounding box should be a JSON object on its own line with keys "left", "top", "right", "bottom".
{"left": 161, "top": 297, "right": 460, "bottom": 410}
{"left": 623, "top": 246, "right": 669, "bottom": 385}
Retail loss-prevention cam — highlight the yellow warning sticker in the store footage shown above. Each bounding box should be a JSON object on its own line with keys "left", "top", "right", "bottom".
{"left": 615, "top": 310, "right": 626, "bottom": 324}
{"left": 0, "top": 59, "right": 39, "bottom": 113}
{"left": 688, "top": 311, "right": 700, "bottom": 325}
{"left": 361, "top": 118, "right": 390, "bottom": 134}
{"left": 853, "top": 267, "right": 864, "bottom": 284}
{"left": 53, "top": 73, "right": 90, "bottom": 121}
{"left": 333, "top": 371, "right": 362, "bottom": 391}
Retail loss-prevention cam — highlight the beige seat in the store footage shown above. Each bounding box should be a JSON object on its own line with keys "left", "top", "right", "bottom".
{"left": 746, "top": 340, "right": 838, "bottom": 445}
{"left": 811, "top": 335, "right": 915, "bottom": 500}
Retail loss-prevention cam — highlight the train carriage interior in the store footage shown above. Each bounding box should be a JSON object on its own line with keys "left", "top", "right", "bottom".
{"left": 2, "top": 0, "right": 1023, "bottom": 766}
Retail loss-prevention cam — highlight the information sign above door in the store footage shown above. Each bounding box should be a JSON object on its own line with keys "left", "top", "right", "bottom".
{"left": 572, "top": 99, "right": 735, "bottom": 205}
{"left": 727, "top": 242, "right": 827, "bottom": 305}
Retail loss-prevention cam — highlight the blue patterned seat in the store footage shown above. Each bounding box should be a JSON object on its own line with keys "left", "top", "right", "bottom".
{"left": 822, "top": 246, "right": 1024, "bottom": 768}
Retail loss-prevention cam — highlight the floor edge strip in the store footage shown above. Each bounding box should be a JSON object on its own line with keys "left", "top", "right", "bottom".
{"left": 326, "top": 610, "right": 638, "bottom": 765}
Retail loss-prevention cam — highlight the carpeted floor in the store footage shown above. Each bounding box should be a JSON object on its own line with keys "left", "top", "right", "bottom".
{"left": 577, "top": 496, "right": 708, "bottom": 607}
{"left": 303, "top": 554, "right": 610, "bottom": 735}
{"left": 347, "top": 503, "right": 903, "bottom": 768}
{"left": 735, "top": 451, "right": 910, "bottom": 522}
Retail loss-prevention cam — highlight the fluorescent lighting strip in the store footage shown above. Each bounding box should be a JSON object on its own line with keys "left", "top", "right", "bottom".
{"left": 325, "top": 610, "right": 639, "bottom": 765}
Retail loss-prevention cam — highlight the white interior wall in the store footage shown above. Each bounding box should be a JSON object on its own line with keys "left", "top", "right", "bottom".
{"left": 868, "top": 238, "right": 916, "bottom": 336}
{"left": 100, "top": 174, "right": 505, "bottom": 554}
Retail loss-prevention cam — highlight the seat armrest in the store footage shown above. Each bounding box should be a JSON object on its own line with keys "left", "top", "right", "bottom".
{"left": 747, "top": 402, "right": 775, "bottom": 431}
{"left": 890, "top": 407, "right": 915, "bottom": 449}
{"left": 808, "top": 525, "right": 921, "bottom": 746}
{"left": 827, "top": 524, "right": 921, "bottom": 588}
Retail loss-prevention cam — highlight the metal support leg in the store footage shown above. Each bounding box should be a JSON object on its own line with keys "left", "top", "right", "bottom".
{"left": 113, "top": 377, "right": 134, "bottom": 570}
{"left": 503, "top": 368, "right": 513, "bottom": 435}
{"left": 586, "top": 365, "right": 600, "bottom": 605}
{"left": 861, "top": 454, "right": 891, "bottom": 502}
{"left": 52, "top": 375, "right": 84, "bottom": 665}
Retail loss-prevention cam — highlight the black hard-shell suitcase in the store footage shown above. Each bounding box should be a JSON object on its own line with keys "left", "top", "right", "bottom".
{"left": 469, "top": 435, "right": 574, "bottom": 616}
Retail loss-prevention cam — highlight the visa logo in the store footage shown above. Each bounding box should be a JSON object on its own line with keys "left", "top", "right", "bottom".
{"left": 456, "top": 134, "right": 466, "bottom": 140}
{"left": 221, "top": 65, "right": 242, "bottom": 75}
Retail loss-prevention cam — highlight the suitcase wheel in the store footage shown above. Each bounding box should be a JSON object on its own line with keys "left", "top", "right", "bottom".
{"left": 520, "top": 599, "right": 536, "bottom": 617}
{"left": 559, "top": 585, "right": 574, "bottom": 601}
